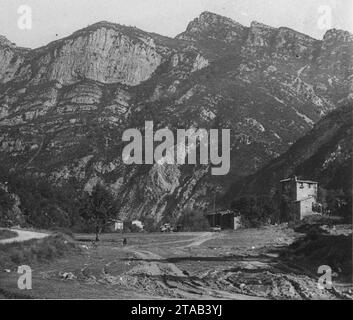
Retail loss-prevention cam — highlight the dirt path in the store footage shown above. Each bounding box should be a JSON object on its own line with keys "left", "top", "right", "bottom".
{"left": 122, "top": 232, "right": 262, "bottom": 299}
{"left": 182, "top": 232, "right": 215, "bottom": 248}
{"left": 134, "top": 232, "right": 217, "bottom": 249}
{"left": 0, "top": 228, "right": 49, "bottom": 245}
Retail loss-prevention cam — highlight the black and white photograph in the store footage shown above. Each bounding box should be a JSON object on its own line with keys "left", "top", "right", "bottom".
{"left": 0, "top": 0, "right": 352, "bottom": 305}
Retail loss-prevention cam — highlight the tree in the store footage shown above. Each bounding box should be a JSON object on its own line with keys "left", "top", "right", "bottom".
{"left": 79, "top": 184, "right": 118, "bottom": 241}
{"left": 231, "top": 195, "right": 279, "bottom": 227}
{"left": 141, "top": 216, "right": 158, "bottom": 232}
{"left": 279, "top": 194, "right": 292, "bottom": 223}
{"left": 0, "top": 187, "right": 16, "bottom": 226}
{"left": 320, "top": 188, "right": 352, "bottom": 219}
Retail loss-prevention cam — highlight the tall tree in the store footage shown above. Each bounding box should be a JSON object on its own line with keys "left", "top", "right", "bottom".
{"left": 80, "top": 184, "right": 117, "bottom": 241}
{"left": 0, "top": 187, "right": 15, "bottom": 226}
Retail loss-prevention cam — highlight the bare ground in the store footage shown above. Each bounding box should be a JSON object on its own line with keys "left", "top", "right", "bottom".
{"left": 0, "top": 226, "right": 352, "bottom": 300}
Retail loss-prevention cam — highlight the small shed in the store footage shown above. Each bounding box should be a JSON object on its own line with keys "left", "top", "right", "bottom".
{"left": 107, "top": 219, "right": 124, "bottom": 232}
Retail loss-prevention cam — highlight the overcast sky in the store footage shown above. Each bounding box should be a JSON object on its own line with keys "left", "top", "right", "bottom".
{"left": 0, "top": 0, "right": 352, "bottom": 48}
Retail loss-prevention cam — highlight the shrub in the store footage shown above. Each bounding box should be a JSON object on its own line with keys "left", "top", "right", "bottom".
{"left": 141, "top": 216, "right": 158, "bottom": 232}
{"left": 49, "top": 227, "right": 74, "bottom": 238}
{"left": 0, "top": 229, "right": 17, "bottom": 240}
{"left": 0, "top": 234, "right": 79, "bottom": 269}
{"left": 231, "top": 195, "right": 279, "bottom": 228}
{"left": 130, "top": 224, "right": 143, "bottom": 233}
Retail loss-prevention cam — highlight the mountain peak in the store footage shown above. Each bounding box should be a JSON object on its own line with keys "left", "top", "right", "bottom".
{"left": 176, "top": 11, "right": 246, "bottom": 42}
{"left": 70, "top": 21, "right": 146, "bottom": 38}
{"left": 197, "top": 11, "right": 242, "bottom": 26}
{"left": 323, "top": 28, "right": 353, "bottom": 42}
{"left": 0, "top": 35, "right": 15, "bottom": 48}
{"left": 250, "top": 21, "right": 275, "bottom": 30}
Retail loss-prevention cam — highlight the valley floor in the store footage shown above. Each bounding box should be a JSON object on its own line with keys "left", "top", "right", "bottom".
{"left": 0, "top": 226, "right": 352, "bottom": 300}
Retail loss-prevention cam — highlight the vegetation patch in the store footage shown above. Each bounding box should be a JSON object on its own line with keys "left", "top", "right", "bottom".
{"left": 0, "top": 234, "right": 80, "bottom": 269}
{"left": 0, "top": 229, "right": 17, "bottom": 240}
{"left": 284, "top": 232, "right": 352, "bottom": 283}
{"left": 177, "top": 209, "right": 210, "bottom": 232}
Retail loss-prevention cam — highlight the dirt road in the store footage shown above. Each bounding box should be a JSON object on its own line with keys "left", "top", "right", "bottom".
{"left": 0, "top": 229, "right": 49, "bottom": 245}
{"left": 183, "top": 232, "right": 215, "bottom": 248}
{"left": 121, "top": 232, "right": 263, "bottom": 299}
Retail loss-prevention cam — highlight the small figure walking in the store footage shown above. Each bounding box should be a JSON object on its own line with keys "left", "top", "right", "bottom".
{"left": 123, "top": 238, "right": 128, "bottom": 246}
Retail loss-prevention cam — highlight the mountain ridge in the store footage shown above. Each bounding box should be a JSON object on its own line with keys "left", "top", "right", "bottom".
{"left": 2, "top": 11, "right": 353, "bottom": 51}
{"left": 0, "top": 11, "right": 352, "bottom": 226}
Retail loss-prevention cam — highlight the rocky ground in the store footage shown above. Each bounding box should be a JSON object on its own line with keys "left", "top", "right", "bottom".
{"left": 0, "top": 224, "right": 351, "bottom": 300}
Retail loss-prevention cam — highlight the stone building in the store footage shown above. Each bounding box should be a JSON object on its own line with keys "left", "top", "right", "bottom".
{"left": 280, "top": 176, "right": 320, "bottom": 221}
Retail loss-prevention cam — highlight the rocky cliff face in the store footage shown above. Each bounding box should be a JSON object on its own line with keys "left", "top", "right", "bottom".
{"left": 8, "top": 23, "right": 180, "bottom": 86}
{"left": 0, "top": 36, "right": 27, "bottom": 83}
{"left": 0, "top": 12, "right": 352, "bottom": 224}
